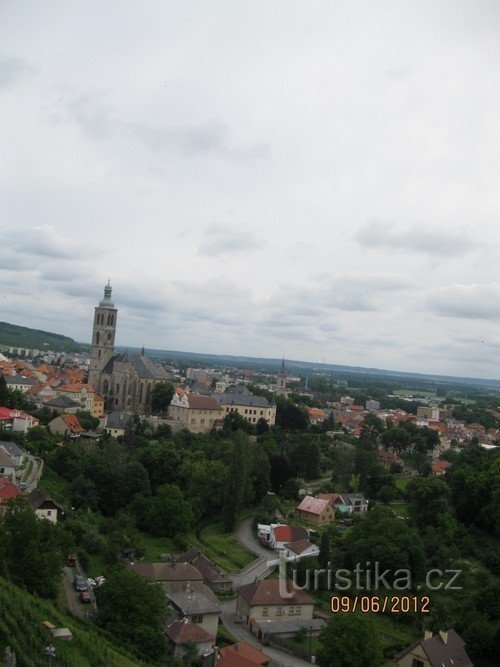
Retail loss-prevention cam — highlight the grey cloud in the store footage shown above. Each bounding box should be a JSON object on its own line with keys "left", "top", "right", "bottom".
{"left": 3, "top": 225, "right": 77, "bottom": 259}
{"left": 354, "top": 219, "right": 480, "bottom": 257}
{"left": 0, "top": 57, "right": 34, "bottom": 88}
{"left": 63, "top": 90, "right": 269, "bottom": 159}
{"left": 198, "top": 224, "right": 264, "bottom": 257}
{"left": 426, "top": 283, "right": 500, "bottom": 320}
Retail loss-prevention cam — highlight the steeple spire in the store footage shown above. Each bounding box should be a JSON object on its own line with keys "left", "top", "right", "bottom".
{"left": 99, "top": 279, "right": 114, "bottom": 307}
{"left": 280, "top": 356, "right": 286, "bottom": 373}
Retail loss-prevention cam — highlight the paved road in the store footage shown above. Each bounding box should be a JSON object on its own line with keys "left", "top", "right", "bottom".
{"left": 220, "top": 599, "right": 311, "bottom": 667}
{"left": 235, "top": 516, "right": 273, "bottom": 558}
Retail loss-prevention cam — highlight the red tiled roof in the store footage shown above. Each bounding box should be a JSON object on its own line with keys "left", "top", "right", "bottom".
{"left": 273, "top": 525, "right": 308, "bottom": 543}
{"left": 237, "top": 579, "right": 313, "bottom": 606}
{"left": 186, "top": 394, "right": 221, "bottom": 410}
{"left": 218, "top": 642, "right": 270, "bottom": 666}
{"left": 61, "top": 414, "right": 84, "bottom": 433}
{"left": 296, "top": 495, "right": 331, "bottom": 515}
{"left": 0, "top": 478, "right": 21, "bottom": 503}
{"left": 165, "top": 618, "right": 213, "bottom": 644}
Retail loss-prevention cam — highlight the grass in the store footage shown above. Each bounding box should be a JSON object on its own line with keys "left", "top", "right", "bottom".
{"left": 138, "top": 532, "right": 176, "bottom": 562}
{"left": 393, "top": 389, "right": 436, "bottom": 398}
{"left": 394, "top": 476, "right": 410, "bottom": 491}
{"left": 195, "top": 521, "right": 254, "bottom": 572}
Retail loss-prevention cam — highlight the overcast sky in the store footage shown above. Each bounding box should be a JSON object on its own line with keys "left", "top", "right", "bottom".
{"left": 1, "top": 1, "right": 500, "bottom": 378}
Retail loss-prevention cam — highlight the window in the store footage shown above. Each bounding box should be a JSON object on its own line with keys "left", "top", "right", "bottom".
{"left": 95, "top": 331, "right": 100, "bottom": 345}
{"left": 276, "top": 607, "right": 283, "bottom": 616}
{"left": 191, "top": 615, "right": 203, "bottom": 624}
{"left": 262, "top": 607, "right": 268, "bottom": 617}
{"left": 411, "top": 660, "right": 424, "bottom": 667}
{"left": 47, "top": 510, "right": 52, "bottom": 516}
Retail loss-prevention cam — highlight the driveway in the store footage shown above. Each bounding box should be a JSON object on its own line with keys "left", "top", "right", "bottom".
{"left": 220, "top": 599, "right": 312, "bottom": 666}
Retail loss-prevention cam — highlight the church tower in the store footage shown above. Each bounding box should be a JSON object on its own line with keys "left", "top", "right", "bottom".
{"left": 88, "top": 280, "right": 117, "bottom": 392}
{"left": 276, "top": 357, "right": 288, "bottom": 396}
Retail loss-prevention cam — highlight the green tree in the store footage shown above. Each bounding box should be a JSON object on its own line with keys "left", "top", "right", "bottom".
{"left": 76, "top": 410, "right": 99, "bottom": 430}
{"left": 151, "top": 381, "right": 175, "bottom": 415}
{"left": 406, "top": 477, "right": 451, "bottom": 530}
{"left": 318, "top": 531, "right": 330, "bottom": 568}
{"left": 223, "top": 432, "right": 252, "bottom": 531}
{"left": 276, "top": 397, "right": 310, "bottom": 430}
{"left": 144, "top": 484, "right": 194, "bottom": 537}
{"left": 316, "top": 613, "right": 383, "bottom": 666}
{"left": 96, "top": 568, "right": 167, "bottom": 661}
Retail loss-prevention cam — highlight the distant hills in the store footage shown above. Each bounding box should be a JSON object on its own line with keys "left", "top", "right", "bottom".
{"left": 0, "top": 321, "right": 89, "bottom": 353}
{"left": 2, "top": 320, "right": 499, "bottom": 390}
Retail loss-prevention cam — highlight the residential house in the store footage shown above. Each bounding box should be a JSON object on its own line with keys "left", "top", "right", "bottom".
{"left": 0, "top": 478, "right": 21, "bottom": 518}
{"left": 377, "top": 450, "right": 405, "bottom": 472}
{"left": 175, "top": 548, "right": 233, "bottom": 593}
{"left": 0, "top": 407, "right": 39, "bottom": 433}
{"left": 212, "top": 385, "right": 276, "bottom": 426}
{"left": 92, "top": 393, "right": 105, "bottom": 418}
{"left": 165, "top": 617, "right": 214, "bottom": 660}
{"left": 165, "top": 581, "right": 220, "bottom": 639}
{"left": 283, "top": 539, "right": 320, "bottom": 562}
{"left": 48, "top": 414, "right": 84, "bottom": 437}
{"left": 104, "top": 411, "right": 132, "bottom": 437}
{"left": 416, "top": 406, "right": 440, "bottom": 422}
{"left": 393, "top": 629, "right": 473, "bottom": 667}
{"left": 29, "top": 488, "right": 62, "bottom": 523}
{"left": 308, "top": 407, "right": 327, "bottom": 425}
{"left": 259, "top": 524, "right": 309, "bottom": 551}
{"left": 366, "top": 399, "right": 380, "bottom": 412}
{"left": 42, "top": 395, "right": 80, "bottom": 414}
{"left": 236, "top": 579, "right": 314, "bottom": 626}
{"left": 55, "top": 384, "right": 94, "bottom": 413}
{"left": 168, "top": 393, "right": 223, "bottom": 433}
{"left": 295, "top": 496, "right": 335, "bottom": 526}
{"left": 0, "top": 441, "right": 25, "bottom": 480}
{"left": 432, "top": 460, "right": 452, "bottom": 477}
{"left": 217, "top": 642, "right": 271, "bottom": 666}
{"left": 127, "top": 561, "right": 203, "bottom": 585}
{"left": 5, "top": 375, "right": 38, "bottom": 393}
{"left": 335, "top": 493, "right": 368, "bottom": 515}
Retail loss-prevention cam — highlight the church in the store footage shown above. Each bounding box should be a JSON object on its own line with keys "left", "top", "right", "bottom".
{"left": 88, "top": 281, "right": 169, "bottom": 414}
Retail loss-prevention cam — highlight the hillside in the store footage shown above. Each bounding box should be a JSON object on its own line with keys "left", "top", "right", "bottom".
{"left": 0, "top": 322, "right": 89, "bottom": 353}
{"left": 0, "top": 578, "right": 143, "bottom": 667}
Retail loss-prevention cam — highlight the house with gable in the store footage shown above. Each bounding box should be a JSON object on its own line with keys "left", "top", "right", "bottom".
{"left": 394, "top": 629, "right": 473, "bottom": 667}
{"left": 295, "top": 495, "right": 335, "bottom": 525}
{"left": 236, "top": 579, "right": 314, "bottom": 626}
{"left": 48, "top": 414, "right": 84, "bottom": 438}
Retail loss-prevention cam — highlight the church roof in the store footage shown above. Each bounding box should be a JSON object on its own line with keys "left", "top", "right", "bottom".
{"left": 102, "top": 353, "right": 169, "bottom": 380}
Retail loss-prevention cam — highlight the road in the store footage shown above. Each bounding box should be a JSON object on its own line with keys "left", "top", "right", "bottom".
{"left": 220, "top": 599, "right": 311, "bottom": 667}
{"left": 235, "top": 516, "right": 272, "bottom": 558}
{"left": 62, "top": 567, "right": 87, "bottom": 619}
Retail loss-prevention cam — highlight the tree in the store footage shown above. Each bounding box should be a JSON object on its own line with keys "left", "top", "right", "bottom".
{"left": 143, "top": 484, "right": 194, "bottom": 537}
{"left": 151, "top": 381, "right": 175, "bottom": 415}
{"left": 223, "top": 432, "right": 252, "bottom": 531}
{"left": 316, "top": 613, "right": 383, "bottom": 666}
{"left": 76, "top": 410, "right": 100, "bottom": 431}
{"left": 256, "top": 417, "right": 270, "bottom": 435}
{"left": 96, "top": 568, "right": 167, "bottom": 661}
{"left": 318, "top": 531, "right": 330, "bottom": 568}
{"left": 223, "top": 411, "right": 255, "bottom": 434}
{"left": 276, "top": 397, "right": 309, "bottom": 430}
{"left": 406, "top": 477, "right": 451, "bottom": 530}
{"left": 0, "top": 374, "right": 9, "bottom": 404}
{"left": 281, "top": 478, "right": 301, "bottom": 500}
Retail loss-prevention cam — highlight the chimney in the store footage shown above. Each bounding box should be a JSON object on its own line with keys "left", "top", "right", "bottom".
{"left": 424, "top": 630, "right": 433, "bottom": 641}
{"left": 439, "top": 630, "right": 449, "bottom": 645}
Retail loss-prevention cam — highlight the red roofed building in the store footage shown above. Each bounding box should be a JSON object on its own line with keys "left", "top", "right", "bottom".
{"left": 168, "top": 392, "right": 223, "bottom": 433}
{"left": 0, "top": 407, "right": 39, "bottom": 433}
{"left": 308, "top": 407, "right": 328, "bottom": 424}
{"left": 268, "top": 524, "right": 309, "bottom": 550}
{"left": 0, "top": 478, "right": 21, "bottom": 519}
{"left": 217, "top": 642, "right": 270, "bottom": 666}
{"left": 432, "top": 460, "right": 452, "bottom": 477}
{"left": 165, "top": 617, "right": 214, "bottom": 660}
{"left": 48, "top": 414, "right": 84, "bottom": 437}
{"left": 296, "top": 495, "right": 335, "bottom": 526}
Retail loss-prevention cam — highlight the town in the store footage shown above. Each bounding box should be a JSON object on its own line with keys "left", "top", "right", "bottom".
{"left": 0, "top": 283, "right": 497, "bottom": 666}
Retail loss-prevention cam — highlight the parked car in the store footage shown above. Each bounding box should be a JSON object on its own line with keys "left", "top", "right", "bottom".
{"left": 67, "top": 555, "right": 76, "bottom": 567}
{"left": 79, "top": 591, "right": 91, "bottom": 603}
{"left": 87, "top": 578, "right": 97, "bottom": 588}
{"left": 73, "top": 576, "right": 88, "bottom": 592}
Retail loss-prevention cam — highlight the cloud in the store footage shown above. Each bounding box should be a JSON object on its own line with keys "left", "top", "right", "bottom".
{"left": 354, "top": 219, "right": 480, "bottom": 257}
{"left": 198, "top": 223, "right": 265, "bottom": 256}
{"left": 63, "top": 90, "right": 269, "bottom": 159}
{"left": 0, "top": 56, "right": 33, "bottom": 88}
{"left": 426, "top": 283, "right": 500, "bottom": 320}
{"left": 2, "top": 225, "right": 78, "bottom": 259}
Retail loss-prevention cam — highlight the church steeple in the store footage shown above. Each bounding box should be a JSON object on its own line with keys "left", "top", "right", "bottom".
{"left": 88, "top": 280, "right": 118, "bottom": 394}
{"left": 276, "top": 356, "right": 288, "bottom": 396}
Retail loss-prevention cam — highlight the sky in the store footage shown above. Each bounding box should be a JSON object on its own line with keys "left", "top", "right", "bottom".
{"left": 1, "top": 1, "right": 500, "bottom": 378}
